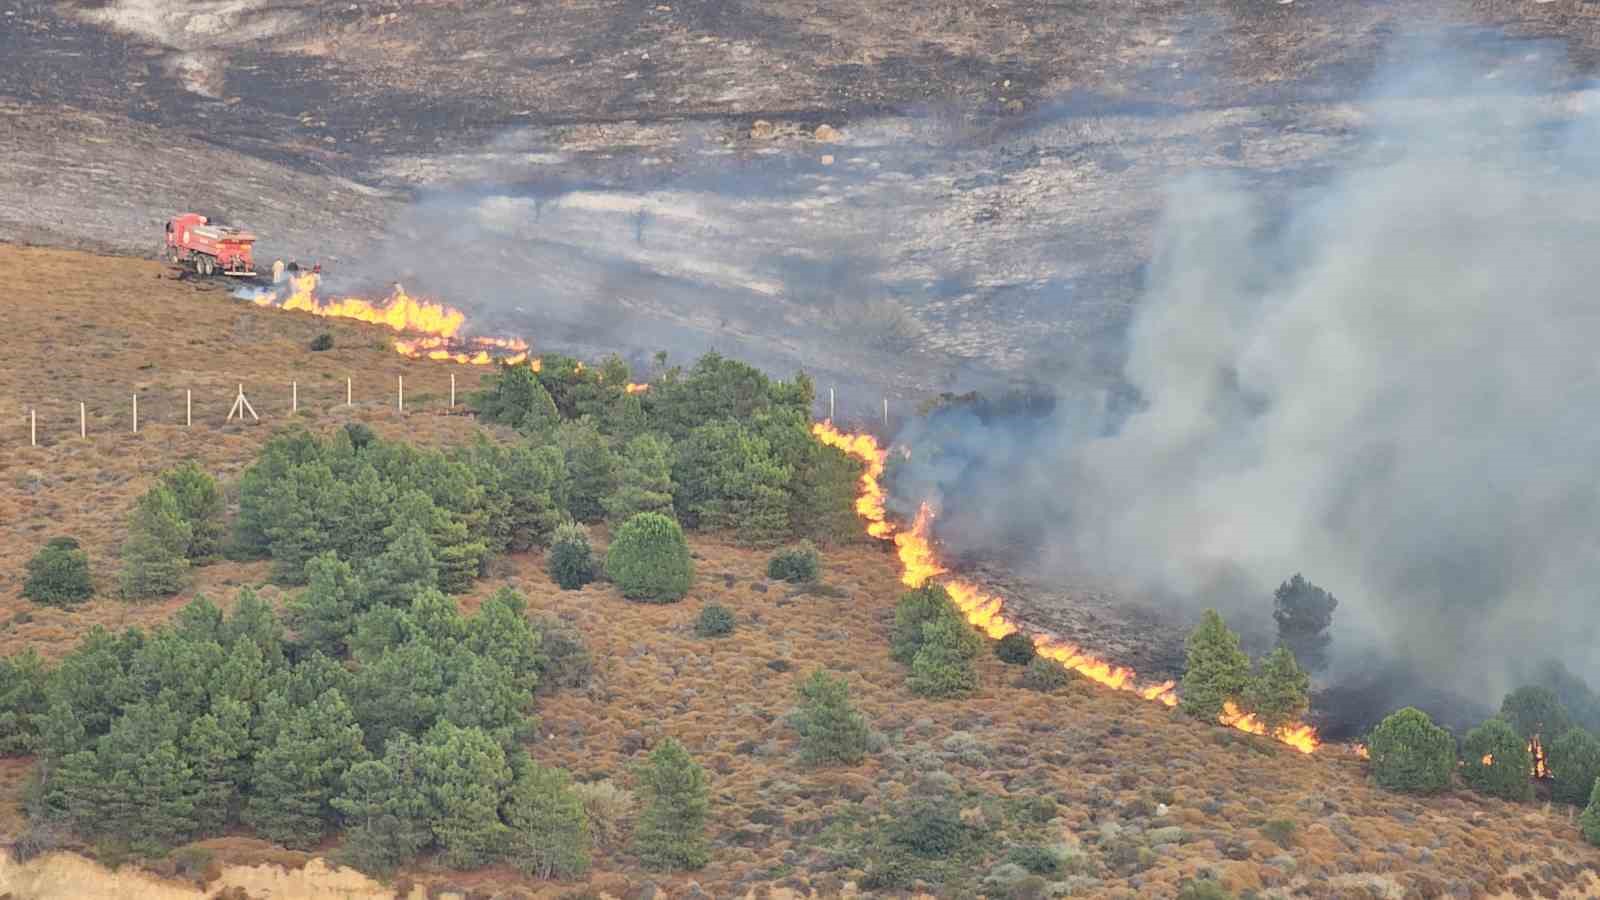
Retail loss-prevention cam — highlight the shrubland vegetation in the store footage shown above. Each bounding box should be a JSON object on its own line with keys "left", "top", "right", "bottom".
{"left": 23, "top": 538, "right": 93, "bottom": 607}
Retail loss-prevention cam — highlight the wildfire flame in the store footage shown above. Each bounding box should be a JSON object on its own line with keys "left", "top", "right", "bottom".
{"left": 812, "top": 420, "right": 1319, "bottom": 754}
{"left": 626, "top": 383, "right": 650, "bottom": 395}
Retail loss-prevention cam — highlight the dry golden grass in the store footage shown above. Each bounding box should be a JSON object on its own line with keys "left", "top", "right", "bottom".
{"left": 3, "top": 243, "right": 1600, "bottom": 898}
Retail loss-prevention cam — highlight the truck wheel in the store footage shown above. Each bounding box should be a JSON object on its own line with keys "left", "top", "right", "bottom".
{"left": 203, "top": 256, "right": 216, "bottom": 276}
{"left": 194, "top": 255, "right": 206, "bottom": 276}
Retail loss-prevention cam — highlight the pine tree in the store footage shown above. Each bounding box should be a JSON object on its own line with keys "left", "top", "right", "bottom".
{"left": 244, "top": 689, "right": 369, "bottom": 849}
{"left": 1461, "top": 717, "right": 1533, "bottom": 801}
{"left": 288, "top": 553, "right": 370, "bottom": 658}
{"left": 908, "top": 610, "right": 983, "bottom": 698}
{"left": 1368, "top": 707, "right": 1455, "bottom": 795}
{"left": 1549, "top": 728, "right": 1600, "bottom": 806}
{"left": 51, "top": 701, "right": 200, "bottom": 852}
{"left": 547, "top": 522, "right": 595, "bottom": 590}
{"left": 556, "top": 422, "right": 618, "bottom": 523}
{"left": 1179, "top": 609, "right": 1252, "bottom": 721}
{"left": 795, "top": 669, "right": 872, "bottom": 766}
{"left": 605, "top": 512, "right": 694, "bottom": 602}
{"left": 120, "top": 485, "right": 193, "bottom": 598}
{"left": 417, "top": 722, "right": 514, "bottom": 869}
{"left": 1272, "top": 574, "right": 1337, "bottom": 673}
{"left": 23, "top": 537, "right": 94, "bottom": 606}
{"left": 891, "top": 583, "right": 956, "bottom": 664}
{"left": 465, "top": 588, "right": 544, "bottom": 695}
{"left": 332, "top": 735, "right": 435, "bottom": 875}
{"left": 183, "top": 697, "right": 252, "bottom": 833}
{"left": 632, "top": 737, "right": 710, "bottom": 871}
{"left": 160, "top": 462, "right": 226, "bottom": 562}
{"left": 1241, "top": 646, "right": 1311, "bottom": 732}
{"left": 502, "top": 763, "right": 592, "bottom": 879}
{"left": 0, "top": 649, "right": 48, "bottom": 755}
{"left": 362, "top": 525, "right": 439, "bottom": 609}
{"left": 1582, "top": 776, "right": 1600, "bottom": 845}
{"left": 604, "top": 434, "right": 677, "bottom": 522}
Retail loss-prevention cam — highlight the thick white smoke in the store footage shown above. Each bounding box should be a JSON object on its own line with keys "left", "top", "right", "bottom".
{"left": 898, "top": 52, "right": 1600, "bottom": 704}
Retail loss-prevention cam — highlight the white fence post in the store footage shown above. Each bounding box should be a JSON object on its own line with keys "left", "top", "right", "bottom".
{"left": 79, "top": 402, "right": 86, "bottom": 439}
{"left": 132, "top": 394, "right": 139, "bottom": 433}
{"left": 346, "top": 377, "right": 352, "bottom": 407}
{"left": 882, "top": 396, "right": 888, "bottom": 427}
{"left": 450, "top": 372, "right": 456, "bottom": 408}
{"left": 398, "top": 375, "right": 404, "bottom": 412}
{"left": 29, "top": 409, "right": 36, "bottom": 447}
{"left": 829, "top": 387, "right": 835, "bottom": 420}
{"left": 292, "top": 381, "right": 298, "bottom": 414}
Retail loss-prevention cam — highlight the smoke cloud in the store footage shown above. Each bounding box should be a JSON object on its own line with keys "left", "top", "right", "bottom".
{"left": 893, "top": 43, "right": 1600, "bottom": 709}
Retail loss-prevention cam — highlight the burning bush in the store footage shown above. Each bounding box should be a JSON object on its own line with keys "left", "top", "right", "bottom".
{"left": 909, "top": 608, "right": 983, "bottom": 698}
{"left": 547, "top": 523, "right": 595, "bottom": 590}
{"left": 1548, "top": 728, "right": 1600, "bottom": 806}
{"left": 1179, "top": 610, "right": 1251, "bottom": 722}
{"left": 767, "top": 541, "right": 820, "bottom": 582}
{"left": 606, "top": 512, "right": 693, "bottom": 602}
{"left": 794, "top": 668, "right": 871, "bottom": 766}
{"left": 631, "top": 737, "right": 710, "bottom": 871}
{"left": 119, "top": 484, "right": 192, "bottom": 598}
{"left": 694, "top": 603, "right": 735, "bottom": 637}
{"left": 1242, "top": 647, "right": 1311, "bottom": 733}
{"left": 23, "top": 537, "right": 93, "bottom": 606}
{"left": 1368, "top": 707, "right": 1456, "bottom": 795}
{"left": 1461, "top": 718, "right": 1533, "bottom": 801}
{"left": 1272, "top": 574, "right": 1337, "bottom": 674}
{"left": 995, "top": 632, "right": 1037, "bottom": 666}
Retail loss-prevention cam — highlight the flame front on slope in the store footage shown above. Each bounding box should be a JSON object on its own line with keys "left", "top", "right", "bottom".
{"left": 811, "top": 420, "right": 1319, "bottom": 754}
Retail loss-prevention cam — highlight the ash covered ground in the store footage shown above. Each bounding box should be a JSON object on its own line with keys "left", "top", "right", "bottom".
{"left": 8, "top": 0, "right": 1600, "bottom": 718}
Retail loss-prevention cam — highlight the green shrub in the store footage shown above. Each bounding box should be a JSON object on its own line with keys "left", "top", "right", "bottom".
{"left": 908, "top": 610, "right": 982, "bottom": 698}
{"left": 1006, "top": 844, "right": 1063, "bottom": 875}
{"left": 533, "top": 615, "right": 594, "bottom": 692}
{"left": 888, "top": 797, "right": 972, "bottom": 857}
{"left": 1549, "top": 728, "right": 1600, "bottom": 806}
{"left": 632, "top": 738, "right": 710, "bottom": 871}
{"left": 547, "top": 523, "right": 595, "bottom": 591}
{"left": 1262, "top": 819, "right": 1297, "bottom": 848}
{"left": 309, "top": 333, "right": 334, "bottom": 352}
{"left": 794, "top": 669, "right": 871, "bottom": 766}
{"left": 995, "top": 632, "right": 1036, "bottom": 666}
{"left": 1368, "top": 707, "right": 1456, "bottom": 795}
{"left": 694, "top": 604, "right": 735, "bottom": 638}
{"left": 1462, "top": 717, "right": 1533, "bottom": 801}
{"left": 1582, "top": 776, "right": 1600, "bottom": 845}
{"left": 1177, "top": 879, "right": 1236, "bottom": 900}
{"left": 891, "top": 583, "right": 956, "bottom": 664}
{"left": 23, "top": 537, "right": 93, "bottom": 606}
{"left": 767, "top": 542, "right": 820, "bottom": 582}
{"left": 1179, "top": 609, "right": 1251, "bottom": 721}
{"left": 1019, "top": 656, "right": 1072, "bottom": 692}
{"left": 119, "top": 485, "right": 192, "bottom": 599}
{"left": 1241, "top": 646, "right": 1310, "bottom": 732}
{"left": 605, "top": 513, "right": 693, "bottom": 602}
{"left": 472, "top": 363, "right": 560, "bottom": 434}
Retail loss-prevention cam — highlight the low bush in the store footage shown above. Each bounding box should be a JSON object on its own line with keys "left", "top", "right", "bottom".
{"left": 1177, "top": 880, "right": 1236, "bottom": 900}
{"left": 1006, "top": 844, "right": 1063, "bottom": 875}
{"left": 1368, "top": 707, "right": 1456, "bottom": 795}
{"left": 547, "top": 523, "right": 595, "bottom": 591}
{"left": 533, "top": 615, "right": 593, "bottom": 692}
{"left": 767, "top": 542, "right": 820, "bottom": 583}
{"left": 694, "top": 604, "right": 735, "bottom": 638}
{"left": 573, "top": 779, "right": 635, "bottom": 851}
{"left": 1262, "top": 819, "right": 1297, "bottom": 848}
{"left": 23, "top": 538, "right": 93, "bottom": 606}
{"left": 1019, "top": 656, "right": 1072, "bottom": 692}
{"left": 995, "top": 632, "right": 1036, "bottom": 666}
{"left": 891, "top": 583, "right": 956, "bottom": 664}
{"left": 309, "top": 333, "right": 334, "bottom": 351}
{"left": 606, "top": 513, "right": 693, "bottom": 602}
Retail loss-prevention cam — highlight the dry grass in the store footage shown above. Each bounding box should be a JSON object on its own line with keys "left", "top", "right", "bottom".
{"left": 3, "top": 243, "right": 1600, "bottom": 897}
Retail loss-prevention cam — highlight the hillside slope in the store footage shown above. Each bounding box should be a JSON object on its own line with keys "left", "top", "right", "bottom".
{"left": 0, "top": 243, "right": 1597, "bottom": 898}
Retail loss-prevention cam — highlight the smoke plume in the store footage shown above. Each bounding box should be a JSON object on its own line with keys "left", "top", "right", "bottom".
{"left": 893, "top": 44, "right": 1600, "bottom": 709}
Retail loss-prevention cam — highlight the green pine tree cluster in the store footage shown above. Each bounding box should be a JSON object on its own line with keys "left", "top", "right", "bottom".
{"left": 1179, "top": 610, "right": 1310, "bottom": 733}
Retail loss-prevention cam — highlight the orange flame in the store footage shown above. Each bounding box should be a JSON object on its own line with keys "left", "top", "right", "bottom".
{"left": 626, "top": 383, "right": 650, "bottom": 395}
{"left": 1353, "top": 744, "right": 1370, "bottom": 760}
{"left": 259, "top": 274, "right": 468, "bottom": 337}
{"left": 813, "top": 419, "right": 1319, "bottom": 754}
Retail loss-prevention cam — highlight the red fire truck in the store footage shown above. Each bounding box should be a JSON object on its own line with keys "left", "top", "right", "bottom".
{"left": 164, "top": 212, "right": 257, "bottom": 276}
